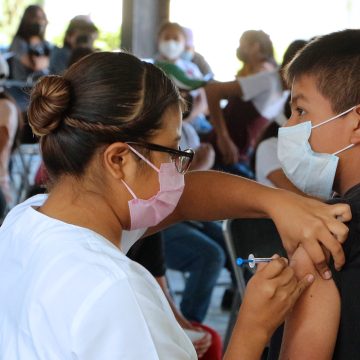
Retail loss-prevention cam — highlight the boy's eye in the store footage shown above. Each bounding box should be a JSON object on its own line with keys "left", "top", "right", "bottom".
{"left": 295, "top": 107, "right": 306, "bottom": 116}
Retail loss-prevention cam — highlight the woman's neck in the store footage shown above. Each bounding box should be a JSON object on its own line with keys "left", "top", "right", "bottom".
{"left": 39, "top": 177, "right": 123, "bottom": 247}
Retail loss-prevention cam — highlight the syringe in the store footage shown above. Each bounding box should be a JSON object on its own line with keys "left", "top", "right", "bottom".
{"left": 236, "top": 254, "right": 273, "bottom": 268}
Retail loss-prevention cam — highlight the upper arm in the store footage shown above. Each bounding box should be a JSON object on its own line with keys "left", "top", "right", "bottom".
{"left": 0, "top": 126, "right": 9, "bottom": 154}
{"left": 205, "top": 80, "right": 242, "bottom": 101}
{"left": 267, "top": 169, "right": 304, "bottom": 195}
{"left": 280, "top": 246, "right": 340, "bottom": 360}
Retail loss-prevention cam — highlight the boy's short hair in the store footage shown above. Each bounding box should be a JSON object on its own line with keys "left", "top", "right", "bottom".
{"left": 285, "top": 29, "right": 360, "bottom": 113}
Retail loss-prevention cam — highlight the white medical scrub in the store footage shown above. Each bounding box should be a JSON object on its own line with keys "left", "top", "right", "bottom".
{"left": 0, "top": 195, "right": 197, "bottom": 359}
{"left": 237, "top": 70, "right": 289, "bottom": 120}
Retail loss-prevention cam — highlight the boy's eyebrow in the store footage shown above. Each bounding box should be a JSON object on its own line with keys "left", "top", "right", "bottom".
{"left": 291, "top": 94, "right": 308, "bottom": 105}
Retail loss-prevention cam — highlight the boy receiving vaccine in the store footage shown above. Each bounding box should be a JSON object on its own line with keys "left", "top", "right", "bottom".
{"left": 274, "top": 29, "right": 360, "bottom": 359}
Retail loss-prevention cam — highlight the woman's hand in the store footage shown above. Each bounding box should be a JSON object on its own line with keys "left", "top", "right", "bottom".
{"left": 180, "top": 320, "right": 212, "bottom": 358}
{"left": 241, "top": 257, "right": 313, "bottom": 337}
{"left": 192, "top": 329, "right": 212, "bottom": 358}
{"left": 224, "top": 257, "right": 314, "bottom": 360}
{"left": 266, "top": 190, "right": 351, "bottom": 279}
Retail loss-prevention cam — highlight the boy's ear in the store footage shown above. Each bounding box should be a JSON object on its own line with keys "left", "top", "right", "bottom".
{"left": 350, "top": 105, "right": 360, "bottom": 145}
{"left": 102, "top": 142, "right": 130, "bottom": 180}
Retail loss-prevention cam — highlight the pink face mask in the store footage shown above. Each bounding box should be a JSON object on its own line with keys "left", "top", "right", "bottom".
{"left": 122, "top": 145, "right": 185, "bottom": 230}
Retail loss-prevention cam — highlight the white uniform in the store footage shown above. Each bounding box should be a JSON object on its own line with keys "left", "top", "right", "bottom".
{"left": 237, "top": 70, "right": 289, "bottom": 120}
{"left": 255, "top": 137, "right": 281, "bottom": 187}
{"left": 0, "top": 195, "right": 197, "bottom": 359}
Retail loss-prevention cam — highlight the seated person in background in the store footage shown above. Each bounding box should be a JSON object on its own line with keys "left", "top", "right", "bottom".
{"left": 204, "top": 30, "right": 285, "bottom": 178}
{"left": 271, "top": 29, "right": 360, "bottom": 360}
{"left": 9, "top": 5, "right": 51, "bottom": 81}
{"left": 182, "top": 27, "right": 214, "bottom": 80}
{"left": 155, "top": 22, "right": 211, "bottom": 134}
{"left": 127, "top": 232, "right": 222, "bottom": 360}
{"left": 163, "top": 122, "right": 228, "bottom": 324}
{"left": 254, "top": 39, "right": 307, "bottom": 192}
{"left": 0, "top": 54, "right": 20, "bottom": 208}
{"left": 50, "top": 15, "right": 98, "bottom": 75}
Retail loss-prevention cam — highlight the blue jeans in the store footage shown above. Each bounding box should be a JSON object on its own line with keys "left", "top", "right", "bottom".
{"left": 163, "top": 221, "right": 226, "bottom": 322}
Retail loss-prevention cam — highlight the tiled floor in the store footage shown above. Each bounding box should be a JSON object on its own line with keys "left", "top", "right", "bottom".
{"left": 167, "top": 268, "right": 232, "bottom": 341}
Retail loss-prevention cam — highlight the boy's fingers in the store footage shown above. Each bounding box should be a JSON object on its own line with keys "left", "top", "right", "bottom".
{"left": 301, "top": 240, "right": 333, "bottom": 280}
{"left": 330, "top": 203, "right": 352, "bottom": 223}
{"left": 318, "top": 228, "right": 345, "bottom": 271}
{"left": 326, "top": 217, "right": 349, "bottom": 244}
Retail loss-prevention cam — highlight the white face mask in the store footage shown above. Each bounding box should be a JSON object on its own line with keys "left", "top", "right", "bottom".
{"left": 159, "top": 40, "right": 185, "bottom": 61}
{"left": 277, "top": 106, "right": 356, "bottom": 199}
{"left": 181, "top": 50, "right": 193, "bottom": 62}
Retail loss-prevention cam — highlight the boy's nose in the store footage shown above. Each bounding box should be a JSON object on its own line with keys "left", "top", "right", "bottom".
{"left": 284, "top": 116, "right": 298, "bottom": 127}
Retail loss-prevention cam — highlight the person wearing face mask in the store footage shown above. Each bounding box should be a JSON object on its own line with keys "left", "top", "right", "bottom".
{"left": 265, "top": 29, "right": 360, "bottom": 360}
{"left": 181, "top": 27, "right": 214, "bottom": 81}
{"left": 0, "top": 51, "right": 352, "bottom": 359}
{"left": 204, "top": 30, "right": 287, "bottom": 179}
{"left": 10, "top": 5, "right": 51, "bottom": 82}
{"left": 155, "top": 22, "right": 211, "bottom": 134}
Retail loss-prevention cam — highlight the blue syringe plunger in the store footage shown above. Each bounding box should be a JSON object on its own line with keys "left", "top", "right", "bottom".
{"left": 236, "top": 254, "right": 273, "bottom": 268}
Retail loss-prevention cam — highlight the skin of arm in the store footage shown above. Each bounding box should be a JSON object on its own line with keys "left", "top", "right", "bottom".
{"left": 20, "top": 54, "right": 49, "bottom": 72}
{"left": 20, "top": 37, "right": 49, "bottom": 72}
{"left": 267, "top": 169, "right": 305, "bottom": 196}
{"left": 183, "top": 88, "right": 208, "bottom": 124}
{"left": 188, "top": 143, "right": 215, "bottom": 171}
{"left": 145, "top": 170, "right": 351, "bottom": 279}
{"left": 279, "top": 246, "right": 340, "bottom": 360}
{"left": 0, "top": 127, "right": 9, "bottom": 155}
{"left": 204, "top": 81, "right": 243, "bottom": 164}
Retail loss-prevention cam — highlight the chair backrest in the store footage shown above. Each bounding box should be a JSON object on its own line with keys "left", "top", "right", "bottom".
{"left": 222, "top": 218, "right": 286, "bottom": 299}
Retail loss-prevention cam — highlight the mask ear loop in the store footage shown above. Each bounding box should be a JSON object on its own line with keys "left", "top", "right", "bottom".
{"left": 121, "top": 144, "right": 161, "bottom": 199}
{"left": 127, "top": 144, "right": 160, "bottom": 173}
{"left": 312, "top": 106, "right": 356, "bottom": 129}
{"left": 121, "top": 179, "right": 137, "bottom": 199}
{"left": 333, "top": 143, "right": 355, "bottom": 156}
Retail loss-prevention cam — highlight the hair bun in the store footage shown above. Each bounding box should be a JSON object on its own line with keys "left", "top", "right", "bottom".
{"left": 28, "top": 75, "right": 71, "bottom": 136}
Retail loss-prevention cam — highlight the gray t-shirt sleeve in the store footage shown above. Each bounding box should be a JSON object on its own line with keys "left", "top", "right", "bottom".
{"left": 10, "top": 37, "right": 29, "bottom": 59}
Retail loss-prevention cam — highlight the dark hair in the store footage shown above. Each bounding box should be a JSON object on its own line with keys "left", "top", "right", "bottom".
{"left": 15, "top": 5, "right": 47, "bottom": 41}
{"left": 158, "top": 22, "right": 186, "bottom": 39}
{"left": 281, "top": 39, "right": 308, "bottom": 71}
{"left": 241, "top": 30, "right": 275, "bottom": 64}
{"left": 285, "top": 29, "right": 360, "bottom": 113}
{"left": 68, "top": 47, "right": 94, "bottom": 67}
{"left": 28, "top": 52, "right": 182, "bottom": 182}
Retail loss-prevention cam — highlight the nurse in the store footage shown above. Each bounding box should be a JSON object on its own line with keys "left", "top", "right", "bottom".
{"left": 0, "top": 52, "right": 350, "bottom": 359}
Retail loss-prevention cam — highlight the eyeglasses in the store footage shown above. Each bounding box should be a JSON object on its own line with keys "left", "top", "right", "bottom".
{"left": 126, "top": 141, "right": 194, "bottom": 174}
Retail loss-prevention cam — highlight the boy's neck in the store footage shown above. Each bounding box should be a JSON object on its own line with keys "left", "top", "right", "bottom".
{"left": 335, "top": 155, "right": 360, "bottom": 196}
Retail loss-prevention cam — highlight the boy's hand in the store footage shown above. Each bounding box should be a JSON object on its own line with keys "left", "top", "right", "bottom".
{"left": 268, "top": 191, "right": 351, "bottom": 279}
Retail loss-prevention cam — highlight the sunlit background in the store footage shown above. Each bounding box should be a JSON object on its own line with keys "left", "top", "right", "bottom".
{"left": 1, "top": 0, "right": 359, "bottom": 80}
